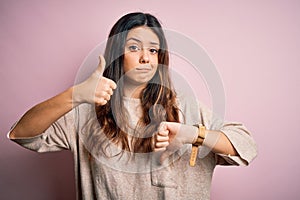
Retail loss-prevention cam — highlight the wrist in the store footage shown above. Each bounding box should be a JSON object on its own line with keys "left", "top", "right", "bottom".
{"left": 70, "top": 85, "right": 85, "bottom": 107}
{"left": 192, "top": 124, "right": 206, "bottom": 145}
{"left": 189, "top": 124, "right": 206, "bottom": 167}
{"left": 190, "top": 126, "right": 199, "bottom": 144}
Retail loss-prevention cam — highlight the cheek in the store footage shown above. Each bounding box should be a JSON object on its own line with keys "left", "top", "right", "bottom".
{"left": 150, "top": 55, "right": 159, "bottom": 65}
{"left": 123, "top": 54, "right": 138, "bottom": 72}
{"left": 151, "top": 60, "right": 158, "bottom": 73}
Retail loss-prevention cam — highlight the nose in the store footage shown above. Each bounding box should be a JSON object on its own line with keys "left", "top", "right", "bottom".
{"left": 139, "top": 49, "right": 149, "bottom": 64}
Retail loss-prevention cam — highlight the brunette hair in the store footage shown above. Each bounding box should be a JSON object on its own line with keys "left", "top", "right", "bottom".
{"left": 96, "top": 12, "right": 179, "bottom": 153}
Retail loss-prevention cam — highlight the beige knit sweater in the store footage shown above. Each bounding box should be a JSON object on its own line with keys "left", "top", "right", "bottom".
{"left": 10, "top": 94, "right": 257, "bottom": 200}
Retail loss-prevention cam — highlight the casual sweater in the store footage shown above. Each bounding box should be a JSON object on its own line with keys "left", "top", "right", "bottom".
{"left": 9, "top": 94, "right": 257, "bottom": 200}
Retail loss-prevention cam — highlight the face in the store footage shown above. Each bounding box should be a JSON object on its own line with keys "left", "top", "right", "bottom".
{"left": 123, "top": 26, "right": 160, "bottom": 86}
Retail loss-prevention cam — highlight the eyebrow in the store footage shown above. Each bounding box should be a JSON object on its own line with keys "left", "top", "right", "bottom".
{"left": 126, "top": 37, "right": 159, "bottom": 46}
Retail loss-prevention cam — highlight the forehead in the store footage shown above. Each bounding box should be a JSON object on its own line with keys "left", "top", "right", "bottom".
{"left": 126, "top": 26, "right": 159, "bottom": 45}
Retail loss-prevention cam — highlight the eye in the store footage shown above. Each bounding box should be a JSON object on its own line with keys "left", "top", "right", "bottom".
{"left": 149, "top": 48, "right": 158, "bottom": 54}
{"left": 128, "top": 45, "right": 140, "bottom": 52}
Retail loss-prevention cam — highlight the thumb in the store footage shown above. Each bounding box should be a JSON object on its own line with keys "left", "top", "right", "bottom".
{"left": 94, "top": 54, "right": 106, "bottom": 76}
{"left": 158, "top": 122, "right": 168, "bottom": 132}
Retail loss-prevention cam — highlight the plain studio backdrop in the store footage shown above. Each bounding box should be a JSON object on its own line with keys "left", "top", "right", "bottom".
{"left": 1, "top": 1, "right": 299, "bottom": 199}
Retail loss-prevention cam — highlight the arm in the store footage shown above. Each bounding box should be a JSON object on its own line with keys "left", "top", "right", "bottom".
{"left": 203, "top": 129, "right": 237, "bottom": 156}
{"left": 9, "top": 55, "right": 116, "bottom": 139}
{"left": 155, "top": 121, "right": 257, "bottom": 165}
{"left": 155, "top": 123, "right": 237, "bottom": 157}
{"left": 9, "top": 88, "right": 73, "bottom": 139}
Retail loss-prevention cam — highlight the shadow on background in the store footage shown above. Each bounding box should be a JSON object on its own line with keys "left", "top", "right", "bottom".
{"left": 0, "top": 143, "right": 76, "bottom": 200}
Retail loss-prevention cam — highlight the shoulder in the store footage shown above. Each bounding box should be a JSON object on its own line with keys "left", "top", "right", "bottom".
{"left": 176, "top": 92, "right": 209, "bottom": 114}
{"left": 175, "top": 92, "right": 201, "bottom": 125}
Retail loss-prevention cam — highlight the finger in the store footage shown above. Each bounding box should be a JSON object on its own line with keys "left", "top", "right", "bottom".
{"left": 109, "top": 80, "right": 117, "bottom": 90}
{"left": 101, "top": 84, "right": 111, "bottom": 92}
{"left": 95, "top": 98, "right": 108, "bottom": 106}
{"left": 158, "top": 130, "right": 169, "bottom": 137}
{"left": 96, "top": 90, "right": 112, "bottom": 101}
{"left": 159, "top": 122, "right": 167, "bottom": 132}
{"left": 155, "top": 141, "right": 169, "bottom": 148}
{"left": 103, "top": 93, "right": 111, "bottom": 101}
{"left": 154, "top": 147, "right": 166, "bottom": 152}
{"left": 101, "top": 77, "right": 117, "bottom": 90}
{"left": 156, "top": 134, "right": 169, "bottom": 142}
{"left": 95, "top": 55, "right": 106, "bottom": 76}
{"left": 106, "top": 88, "right": 114, "bottom": 96}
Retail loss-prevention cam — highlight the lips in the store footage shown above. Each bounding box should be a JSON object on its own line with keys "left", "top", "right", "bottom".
{"left": 136, "top": 65, "right": 152, "bottom": 72}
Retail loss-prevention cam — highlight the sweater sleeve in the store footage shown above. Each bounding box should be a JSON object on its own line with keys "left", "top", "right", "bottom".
{"left": 7, "top": 106, "right": 79, "bottom": 153}
{"left": 198, "top": 102, "right": 258, "bottom": 166}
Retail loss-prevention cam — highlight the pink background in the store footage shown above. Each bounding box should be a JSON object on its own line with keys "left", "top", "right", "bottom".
{"left": 1, "top": 0, "right": 299, "bottom": 199}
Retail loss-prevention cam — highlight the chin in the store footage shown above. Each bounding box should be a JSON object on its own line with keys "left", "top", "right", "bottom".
{"left": 131, "top": 78, "right": 152, "bottom": 86}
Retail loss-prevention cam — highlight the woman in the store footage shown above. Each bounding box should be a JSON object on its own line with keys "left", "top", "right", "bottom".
{"left": 9, "top": 12, "right": 257, "bottom": 199}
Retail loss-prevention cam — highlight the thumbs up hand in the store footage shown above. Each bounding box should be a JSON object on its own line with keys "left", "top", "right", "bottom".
{"left": 73, "top": 55, "right": 117, "bottom": 106}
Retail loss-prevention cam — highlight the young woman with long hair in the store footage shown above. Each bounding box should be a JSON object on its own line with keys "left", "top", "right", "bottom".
{"left": 9, "top": 12, "right": 257, "bottom": 199}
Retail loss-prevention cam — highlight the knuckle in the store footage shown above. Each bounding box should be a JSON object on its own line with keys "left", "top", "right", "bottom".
{"left": 108, "top": 89, "right": 113, "bottom": 95}
{"left": 95, "top": 98, "right": 102, "bottom": 104}
{"left": 110, "top": 81, "right": 117, "bottom": 89}
{"left": 105, "top": 94, "right": 111, "bottom": 100}
{"left": 95, "top": 97, "right": 107, "bottom": 105}
{"left": 100, "top": 91, "right": 107, "bottom": 96}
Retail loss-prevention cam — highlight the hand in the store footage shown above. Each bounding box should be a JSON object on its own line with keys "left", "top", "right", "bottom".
{"left": 154, "top": 122, "right": 198, "bottom": 163}
{"left": 73, "top": 55, "right": 117, "bottom": 106}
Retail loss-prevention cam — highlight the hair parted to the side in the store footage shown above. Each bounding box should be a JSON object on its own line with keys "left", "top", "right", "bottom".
{"left": 96, "top": 12, "right": 179, "bottom": 153}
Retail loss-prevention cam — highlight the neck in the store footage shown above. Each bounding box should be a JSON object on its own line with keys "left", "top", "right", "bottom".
{"left": 123, "top": 79, "right": 147, "bottom": 99}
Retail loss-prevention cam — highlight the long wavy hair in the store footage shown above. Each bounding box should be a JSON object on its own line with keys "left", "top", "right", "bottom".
{"left": 96, "top": 12, "right": 179, "bottom": 153}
